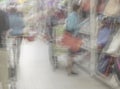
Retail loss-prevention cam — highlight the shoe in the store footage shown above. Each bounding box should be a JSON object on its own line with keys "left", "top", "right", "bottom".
{"left": 71, "top": 71, "right": 78, "bottom": 75}
{"left": 68, "top": 71, "right": 78, "bottom": 76}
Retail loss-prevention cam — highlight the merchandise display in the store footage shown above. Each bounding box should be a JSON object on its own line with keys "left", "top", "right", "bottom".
{"left": 95, "top": 0, "right": 120, "bottom": 87}
{"left": 103, "top": 0, "right": 120, "bottom": 17}
{"left": 0, "top": 0, "right": 120, "bottom": 89}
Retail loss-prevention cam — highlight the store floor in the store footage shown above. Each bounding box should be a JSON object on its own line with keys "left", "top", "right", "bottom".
{"left": 17, "top": 39, "right": 109, "bottom": 89}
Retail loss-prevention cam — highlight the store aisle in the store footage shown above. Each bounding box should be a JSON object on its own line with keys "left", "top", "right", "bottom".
{"left": 17, "top": 39, "right": 108, "bottom": 89}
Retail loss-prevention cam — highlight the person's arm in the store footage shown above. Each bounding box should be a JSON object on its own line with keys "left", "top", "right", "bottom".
{"left": 4, "top": 13, "right": 10, "bottom": 31}
{"left": 0, "top": 11, "right": 10, "bottom": 34}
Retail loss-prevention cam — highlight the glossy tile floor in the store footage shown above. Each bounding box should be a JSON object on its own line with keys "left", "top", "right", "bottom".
{"left": 16, "top": 39, "right": 109, "bottom": 89}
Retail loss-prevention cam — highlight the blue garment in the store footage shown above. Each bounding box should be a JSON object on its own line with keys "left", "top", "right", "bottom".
{"left": 97, "top": 27, "right": 111, "bottom": 45}
{"left": 8, "top": 13, "right": 24, "bottom": 36}
{"left": 98, "top": 55, "right": 110, "bottom": 73}
{"left": 66, "top": 11, "right": 80, "bottom": 35}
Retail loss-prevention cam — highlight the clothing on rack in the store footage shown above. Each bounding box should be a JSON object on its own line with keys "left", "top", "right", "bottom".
{"left": 106, "top": 28, "right": 120, "bottom": 56}
{"left": 114, "top": 57, "right": 120, "bottom": 81}
{"left": 103, "top": 0, "right": 120, "bottom": 17}
{"left": 97, "top": 26, "right": 112, "bottom": 47}
{"left": 98, "top": 55, "right": 114, "bottom": 76}
{"left": 96, "top": 0, "right": 107, "bottom": 14}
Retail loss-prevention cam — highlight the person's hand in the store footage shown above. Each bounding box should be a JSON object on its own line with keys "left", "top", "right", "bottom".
{"left": 6, "top": 29, "right": 13, "bottom": 37}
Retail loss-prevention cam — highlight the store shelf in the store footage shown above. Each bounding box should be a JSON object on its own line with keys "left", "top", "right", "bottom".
{"left": 79, "top": 18, "right": 90, "bottom": 35}
{"left": 94, "top": 71, "right": 119, "bottom": 89}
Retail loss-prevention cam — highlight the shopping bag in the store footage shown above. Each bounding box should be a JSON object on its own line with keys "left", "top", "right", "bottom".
{"left": 26, "top": 35, "right": 35, "bottom": 41}
{"left": 103, "top": 0, "right": 120, "bottom": 17}
{"left": 24, "top": 29, "right": 37, "bottom": 42}
{"left": 61, "top": 31, "right": 83, "bottom": 52}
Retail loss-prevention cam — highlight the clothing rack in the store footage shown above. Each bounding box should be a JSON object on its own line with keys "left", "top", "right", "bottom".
{"left": 93, "top": 6, "right": 120, "bottom": 89}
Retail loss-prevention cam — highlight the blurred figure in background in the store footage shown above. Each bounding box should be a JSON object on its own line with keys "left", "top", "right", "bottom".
{"left": 6, "top": 5, "right": 25, "bottom": 63}
{"left": 0, "top": 9, "right": 10, "bottom": 47}
{"left": 45, "top": 8, "right": 58, "bottom": 41}
{"left": 7, "top": 5, "right": 24, "bottom": 37}
{"left": 55, "top": 5, "right": 67, "bottom": 20}
{"left": 66, "top": 3, "right": 81, "bottom": 75}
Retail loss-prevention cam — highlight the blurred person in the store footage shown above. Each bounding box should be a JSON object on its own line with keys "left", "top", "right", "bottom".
{"left": 6, "top": 6, "right": 25, "bottom": 61}
{"left": 45, "top": 8, "right": 58, "bottom": 41}
{"left": 0, "top": 8, "right": 10, "bottom": 89}
{"left": 81, "top": 0, "right": 90, "bottom": 18}
{"left": 7, "top": 6, "right": 24, "bottom": 40}
{"left": 0, "top": 9, "right": 10, "bottom": 47}
{"left": 65, "top": 3, "right": 81, "bottom": 75}
{"left": 54, "top": 5, "right": 67, "bottom": 20}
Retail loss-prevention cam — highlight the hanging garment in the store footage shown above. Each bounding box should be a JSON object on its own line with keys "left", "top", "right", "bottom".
{"left": 103, "top": 0, "right": 120, "bottom": 17}
{"left": 81, "top": 0, "right": 90, "bottom": 12}
{"left": 98, "top": 55, "right": 110, "bottom": 73}
{"left": 104, "top": 56, "right": 114, "bottom": 76}
{"left": 114, "top": 57, "right": 120, "bottom": 81}
{"left": 98, "top": 55, "right": 114, "bottom": 76}
{"left": 97, "top": 26, "right": 111, "bottom": 46}
{"left": 96, "top": 0, "right": 107, "bottom": 14}
{"left": 106, "top": 28, "right": 120, "bottom": 56}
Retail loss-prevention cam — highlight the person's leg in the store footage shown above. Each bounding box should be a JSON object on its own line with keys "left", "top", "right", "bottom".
{"left": 67, "top": 54, "right": 74, "bottom": 74}
{"left": 16, "top": 37, "right": 22, "bottom": 64}
{"left": 66, "top": 51, "right": 78, "bottom": 75}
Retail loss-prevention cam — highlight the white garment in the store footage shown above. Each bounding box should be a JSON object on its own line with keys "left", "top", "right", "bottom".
{"left": 106, "top": 28, "right": 120, "bottom": 56}
{"left": 103, "top": 0, "right": 120, "bottom": 17}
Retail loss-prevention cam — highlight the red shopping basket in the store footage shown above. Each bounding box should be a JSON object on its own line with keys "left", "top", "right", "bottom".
{"left": 61, "top": 31, "right": 83, "bottom": 52}
{"left": 26, "top": 35, "right": 35, "bottom": 41}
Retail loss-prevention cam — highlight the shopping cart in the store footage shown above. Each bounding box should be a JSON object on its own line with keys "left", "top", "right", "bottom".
{"left": 48, "top": 24, "right": 72, "bottom": 69}
{"left": 48, "top": 18, "right": 90, "bottom": 70}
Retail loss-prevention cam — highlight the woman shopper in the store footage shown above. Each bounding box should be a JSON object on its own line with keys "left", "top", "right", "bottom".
{"left": 45, "top": 8, "right": 58, "bottom": 41}
{"left": 66, "top": 3, "right": 81, "bottom": 75}
{"left": 7, "top": 5, "right": 25, "bottom": 64}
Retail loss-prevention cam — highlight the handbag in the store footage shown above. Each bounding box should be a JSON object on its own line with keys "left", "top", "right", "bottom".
{"left": 26, "top": 35, "right": 35, "bottom": 41}
{"left": 61, "top": 31, "right": 83, "bottom": 52}
{"left": 103, "top": 0, "right": 120, "bottom": 17}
